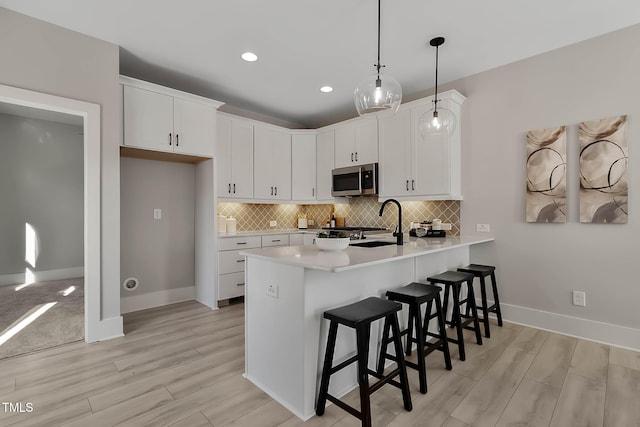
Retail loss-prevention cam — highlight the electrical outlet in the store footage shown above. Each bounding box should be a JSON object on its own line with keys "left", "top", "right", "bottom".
{"left": 476, "top": 223, "right": 490, "bottom": 232}
{"left": 153, "top": 208, "right": 162, "bottom": 220}
{"left": 266, "top": 284, "right": 279, "bottom": 298}
{"left": 572, "top": 290, "right": 586, "bottom": 307}
{"left": 269, "top": 220, "right": 277, "bottom": 227}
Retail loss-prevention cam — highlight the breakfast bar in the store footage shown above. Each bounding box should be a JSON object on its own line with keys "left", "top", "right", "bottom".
{"left": 240, "top": 235, "right": 494, "bottom": 420}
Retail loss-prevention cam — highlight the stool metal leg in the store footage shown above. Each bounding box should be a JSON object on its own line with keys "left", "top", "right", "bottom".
{"left": 411, "top": 302, "right": 428, "bottom": 394}
{"left": 389, "top": 314, "right": 413, "bottom": 411}
{"left": 451, "top": 283, "right": 466, "bottom": 361}
{"left": 490, "top": 272, "right": 503, "bottom": 327}
{"left": 478, "top": 276, "right": 491, "bottom": 338}
{"left": 465, "top": 280, "right": 483, "bottom": 345}
{"left": 356, "top": 324, "right": 372, "bottom": 427}
{"left": 435, "top": 296, "right": 453, "bottom": 370}
{"left": 405, "top": 305, "right": 415, "bottom": 356}
{"left": 316, "top": 321, "right": 338, "bottom": 416}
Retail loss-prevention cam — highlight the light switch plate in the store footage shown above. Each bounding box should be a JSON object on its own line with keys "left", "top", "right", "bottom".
{"left": 153, "top": 208, "right": 162, "bottom": 220}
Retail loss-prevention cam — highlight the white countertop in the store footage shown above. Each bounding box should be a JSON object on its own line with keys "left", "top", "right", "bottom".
{"left": 240, "top": 235, "right": 494, "bottom": 272}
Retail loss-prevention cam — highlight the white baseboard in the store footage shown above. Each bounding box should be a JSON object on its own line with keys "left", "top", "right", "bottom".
{"left": 120, "top": 286, "right": 195, "bottom": 314}
{"left": 499, "top": 302, "right": 640, "bottom": 352}
{"left": 86, "top": 316, "right": 124, "bottom": 343}
{"left": 0, "top": 267, "right": 84, "bottom": 286}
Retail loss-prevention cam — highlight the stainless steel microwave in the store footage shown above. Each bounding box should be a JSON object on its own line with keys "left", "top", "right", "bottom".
{"left": 331, "top": 163, "right": 378, "bottom": 197}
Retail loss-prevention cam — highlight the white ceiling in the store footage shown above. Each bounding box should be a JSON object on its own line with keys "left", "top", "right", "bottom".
{"left": 2, "top": 1, "right": 640, "bottom": 128}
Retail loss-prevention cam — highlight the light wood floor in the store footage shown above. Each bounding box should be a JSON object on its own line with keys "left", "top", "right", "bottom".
{"left": 0, "top": 300, "right": 638, "bottom": 426}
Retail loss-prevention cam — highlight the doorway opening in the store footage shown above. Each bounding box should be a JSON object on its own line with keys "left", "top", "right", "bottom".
{"left": 0, "top": 83, "right": 102, "bottom": 353}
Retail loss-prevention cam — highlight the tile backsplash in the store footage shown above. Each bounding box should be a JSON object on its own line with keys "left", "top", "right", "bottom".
{"left": 218, "top": 198, "right": 460, "bottom": 236}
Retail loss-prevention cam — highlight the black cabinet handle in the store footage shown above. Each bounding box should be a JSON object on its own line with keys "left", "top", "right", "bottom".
{"left": 236, "top": 283, "right": 244, "bottom": 287}
{"left": 233, "top": 183, "right": 236, "bottom": 194}
{"left": 411, "top": 179, "right": 415, "bottom": 190}
{"left": 236, "top": 259, "right": 245, "bottom": 263}
{"left": 355, "top": 152, "right": 358, "bottom": 162}
{"left": 406, "top": 180, "right": 409, "bottom": 191}
{"left": 272, "top": 239, "right": 281, "bottom": 242}
{"left": 176, "top": 134, "right": 179, "bottom": 147}
{"left": 169, "top": 133, "right": 172, "bottom": 146}
{"left": 351, "top": 152, "right": 354, "bottom": 162}
{"left": 236, "top": 242, "right": 247, "bottom": 245}
{"left": 274, "top": 186, "right": 277, "bottom": 196}
{"left": 228, "top": 183, "right": 231, "bottom": 194}
{"left": 312, "top": 187, "right": 315, "bottom": 197}
{"left": 270, "top": 186, "right": 273, "bottom": 195}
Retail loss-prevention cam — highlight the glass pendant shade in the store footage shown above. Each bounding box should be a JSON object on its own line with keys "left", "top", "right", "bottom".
{"left": 418, "top": 106, "right": 457, "bottom": 139}
{"left": 354, "top": 72, "right": 402, "bottom": 117}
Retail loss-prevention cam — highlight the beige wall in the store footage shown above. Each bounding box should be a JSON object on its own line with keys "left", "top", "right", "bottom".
{"left": 441, "top": 24, "right": 640, "bottom": 340}
{"left": 0, "top": 8, "right": 121, "bottom": 321}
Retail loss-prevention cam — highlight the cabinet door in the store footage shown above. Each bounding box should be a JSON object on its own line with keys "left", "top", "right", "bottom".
{"left": 217, "top": 116, "right": 254, "bottom": 198}
{"left": 230, "top": 120, "right": 254, "bottom": 198}
{"left": 354, "top": 118, "right": 378, "bottom": 165}
{"left": 379, "top": 109, "right": 411, "bottom": 197}
{"left": 291, "top": 134, "right": 316, "bottom": 201}
{"left": 334, "top": 125, "right": 355, "bottom": 168}
{"left": 316, "top": 130, "right": 335, "bottom": 201}
{"left": 411, "top": 103, "right": 451, "bottom": 196}
{"left": 216, "top": 116, "right": 233, "bottom": 196}
{"left": 173, "top": 97, "right": 215, "bottom": 156}
{"left": 254, "top": 126, "right": 291, "bottom": 200}
{"left": 123, "top": 85, "right": 173, "bottom": 151}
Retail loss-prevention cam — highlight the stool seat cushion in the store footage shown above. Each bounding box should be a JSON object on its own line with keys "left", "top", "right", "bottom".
{"left": 386, "top": 282, "right": 441, "bottom": 304}
{"left": 324, "top": 297, "right": 401, "bottom": 327}
{"left": 427, "top": 270, "right": 474, "bottom": 284}
{"left": 458, "top": 264, "right": 495, "bottom": 275}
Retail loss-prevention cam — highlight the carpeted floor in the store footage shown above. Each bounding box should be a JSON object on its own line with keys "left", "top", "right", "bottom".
{"left": 0, "top": 277, "right": 84, "bottom": 360}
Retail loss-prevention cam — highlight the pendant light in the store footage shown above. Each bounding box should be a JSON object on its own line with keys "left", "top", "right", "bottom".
{"left": 353, "top": 0, "right": 402, "bottom": 117}
{"left": 418, "top": 36, "right": 457, "bottom": 139}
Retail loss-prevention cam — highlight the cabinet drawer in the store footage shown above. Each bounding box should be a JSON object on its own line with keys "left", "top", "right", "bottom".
{"left": 218, "top": 235, "right": 261, "bottom": 251}
{"left": 261, "top": 234, "right": 289, "bottom": 247}
{"left": 218, "top": 251, "right": 246, "bottom": 274}
{"left": 219, "top": 272, "right": 245, "bottom": 300}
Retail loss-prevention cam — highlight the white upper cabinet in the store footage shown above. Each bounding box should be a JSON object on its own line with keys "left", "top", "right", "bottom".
{"left": 334, "top": 117, "right": 378, "bottom": 168}
{"left": 378, "top": 89, "right": 466, "bottom": 201}
{"left": 121, "top": 77, "right": 221, "bottom": 157}
{"left": 291, "top": 133, "right": 316, "bottom": 202}
{"left": 254, "top": 125, "right": 292, "bottom": 200}
{"left": 315, "top": 129, "right": 335, "bottom": 201}
{"left": 217, "top": 115, "right": 254, "bottom": 199}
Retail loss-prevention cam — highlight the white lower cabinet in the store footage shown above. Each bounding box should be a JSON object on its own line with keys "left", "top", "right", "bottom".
{"left": 218, "top": 235, "right": 260, "bottom": 301}
{"left": 289, "top": 233, "right": 316, "bottom": 246}
{"left": 261, "top": 234, "right": 289, "bottom": 247}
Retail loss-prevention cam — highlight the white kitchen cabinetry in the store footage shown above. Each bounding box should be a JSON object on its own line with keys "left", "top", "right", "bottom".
{"left": 217, "top": 114, "right": 254, "bottom": 199}
{"left": 291, "top": 133, "right": 316, "bottom": 202}
{"left": 121, "top": 77, "right": 221, "bottom": 157}
{"left": 378, "top": 90, "right": 466, "bottom": 201}
{"left": 316, "top": 130, "right": 335, "bottom": 201}
{"left": 334, "top": 118, "right": 378, "bottom": 168}
{"left": 290, "top": 233, "right": 316, "bottom": 246}
{"left": 217, "top": 235, "right": 261, "bottom": 300}
{"left": 261, "top": 234, "right": 289, "bottom": 247}
{"left": 254, "top": 125, "right": 292, "bottom": 200}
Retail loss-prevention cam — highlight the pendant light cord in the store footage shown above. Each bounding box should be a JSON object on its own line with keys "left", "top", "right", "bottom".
{"left": 375, "top": 0, "right": 384, "bottom": 81}
{"left": 433, "top": 43, "right": 439, "bottom": 112}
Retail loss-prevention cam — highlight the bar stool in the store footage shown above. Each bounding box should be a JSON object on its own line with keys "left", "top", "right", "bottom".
{"left": 427, "top": 271, "right": 483, "bottom": 361}
{"left": 316, "top": 297, "right": 412, "bottom": 427}
{"left": 457, "top": 264, "right": 503, "bottom": 338}
{"left": 378, "top": 282, "right": 452, "bottom": 394}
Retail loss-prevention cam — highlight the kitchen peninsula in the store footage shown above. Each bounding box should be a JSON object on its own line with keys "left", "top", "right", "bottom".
{"left": 240, "top": 235, "right": 494, "bottom": 420}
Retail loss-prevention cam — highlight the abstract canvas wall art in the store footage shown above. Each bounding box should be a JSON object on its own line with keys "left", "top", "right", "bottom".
{"left": 579, "top": 115, "right": 628, "bottom": 223}
{"left": 526, "top": 126, "right": 567, "bottom": 222}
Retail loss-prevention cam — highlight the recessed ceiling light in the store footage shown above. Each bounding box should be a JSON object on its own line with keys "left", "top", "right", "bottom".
{"left": 241, "top": 52, "right": 258, "bottom": 62}
{"left": 320, "top": 86, "right": 333, "bottom": 93}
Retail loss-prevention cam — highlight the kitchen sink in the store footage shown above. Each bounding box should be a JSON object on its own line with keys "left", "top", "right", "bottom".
{"left": 350, "top": 240, "right": 396, "bottom": 248}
